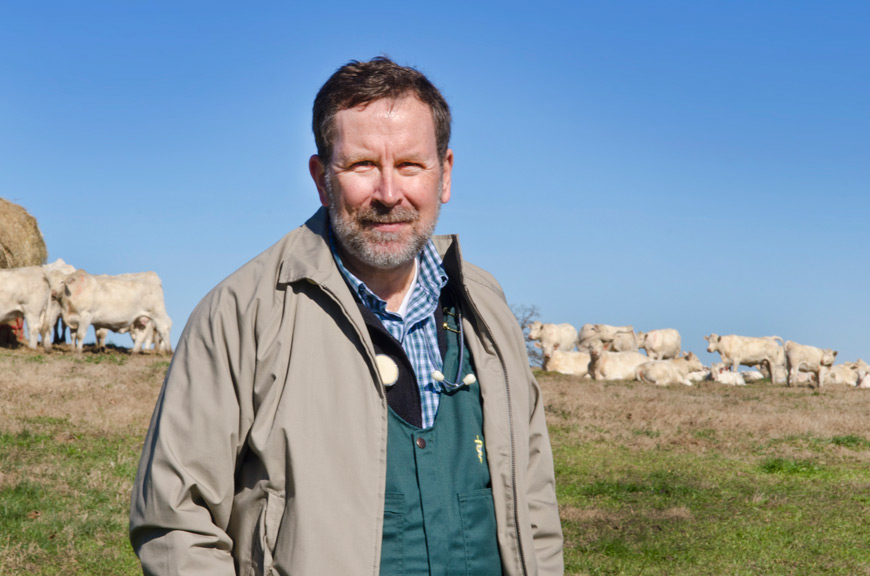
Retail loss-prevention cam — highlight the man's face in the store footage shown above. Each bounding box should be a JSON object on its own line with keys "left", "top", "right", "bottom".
{"left": 310, "top": 96, "right": 453, "bottom": 275}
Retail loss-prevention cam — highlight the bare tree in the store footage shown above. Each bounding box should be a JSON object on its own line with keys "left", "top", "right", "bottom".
{"left": 511, "top": 303, "right": 543, "bottom": 368}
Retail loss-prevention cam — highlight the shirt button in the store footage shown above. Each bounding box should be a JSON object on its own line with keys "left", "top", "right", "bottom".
{"left": 416, "top": 438, "right": 427, "bottom": 449}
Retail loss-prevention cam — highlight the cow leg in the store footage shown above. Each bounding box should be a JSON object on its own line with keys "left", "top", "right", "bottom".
{"left": 95, "top": 328, "right": 107, "bottom": 351}
{"left": 131, "top": 330, "right": 145, "bottom": 353}
{"left": 152, "top": 318, "right": 172, "bottom": 354}
{"left": 142, "top": 324, "right": 154, "bottom": 353}
{"left": 23, "top": 313, "right": 40, "bottom": 350}
{"left": 39, "top": 317, "right": 53, "bottom": 352}
{"left": 74, "top": 316, "right": 92, "bottom": 353}
{"left": 75, "top": 326, "right": 87, "bottom": 352}
{"left": 787, "top": 366, "right": 798, "bottom": 387}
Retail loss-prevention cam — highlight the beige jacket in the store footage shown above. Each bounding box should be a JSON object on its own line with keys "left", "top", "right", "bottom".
{"left": 130, "top": 208, "right": 563, "bottom": 575}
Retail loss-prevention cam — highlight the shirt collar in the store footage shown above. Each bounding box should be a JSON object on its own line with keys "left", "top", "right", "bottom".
{"left": 329, "top": 226, "right": 448, "bottom": 318}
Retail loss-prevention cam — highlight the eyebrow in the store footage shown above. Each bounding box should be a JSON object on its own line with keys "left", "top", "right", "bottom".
{"left": 336, "top": 151, "right": 432, "bottom": 166}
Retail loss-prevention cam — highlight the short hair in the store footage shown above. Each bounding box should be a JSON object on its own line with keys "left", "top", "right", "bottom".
{"left": 312, "top": 56, "right": 451, "bottom": 165}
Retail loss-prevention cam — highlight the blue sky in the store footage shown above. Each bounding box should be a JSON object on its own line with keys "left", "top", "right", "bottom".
{"left": 3, "top": 1, "right": 868, "bottom": 366}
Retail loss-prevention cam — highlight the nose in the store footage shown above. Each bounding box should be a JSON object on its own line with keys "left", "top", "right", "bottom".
{"left": 372, "top": 169, "right": 401, "bottom": 207}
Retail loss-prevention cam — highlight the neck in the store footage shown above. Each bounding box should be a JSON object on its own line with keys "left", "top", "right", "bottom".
{"left": 340, "top": 249, "right": 417, "bottom": 313}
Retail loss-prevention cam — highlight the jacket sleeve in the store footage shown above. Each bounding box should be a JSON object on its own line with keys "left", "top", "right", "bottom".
{"left": 525, "top": 366, "right": 565, "bottom": 575}
{"left": 130, "top": 289, "right": 251, "bottom": 576}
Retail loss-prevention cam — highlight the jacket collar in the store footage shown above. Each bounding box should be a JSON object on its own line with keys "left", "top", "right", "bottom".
{"left": 277, "top": 207, "right": 468, "bottom": 293}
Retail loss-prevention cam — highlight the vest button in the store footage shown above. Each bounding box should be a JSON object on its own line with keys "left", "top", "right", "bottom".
{"left": 416, "top": 437, "right": 426, "bottom": 449}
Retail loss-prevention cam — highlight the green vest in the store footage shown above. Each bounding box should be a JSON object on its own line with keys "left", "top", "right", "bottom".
{"left": 380, "top": 306, "right": 502, "bottom": 575}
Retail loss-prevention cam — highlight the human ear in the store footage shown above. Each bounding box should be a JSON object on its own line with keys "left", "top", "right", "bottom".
{"left": 440, "top": 149, "right": 454, "bottom": 204}
{"left": 309, "top": 155, "right": 329, "bottom": 206}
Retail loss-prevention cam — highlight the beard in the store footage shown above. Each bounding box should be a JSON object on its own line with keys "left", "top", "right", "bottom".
{"left": 325, "top": 174, "right": 442, "bottom": 271}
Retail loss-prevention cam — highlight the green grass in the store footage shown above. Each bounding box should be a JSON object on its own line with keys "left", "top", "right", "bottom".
{"left": 553, "top": 438, "right": 870, "bottom": 575}
{"left": 75, "top": 352, "right": 129, "bottom": 366}
{"left": 0, "top": 421, "right": 143, "bottom": 575}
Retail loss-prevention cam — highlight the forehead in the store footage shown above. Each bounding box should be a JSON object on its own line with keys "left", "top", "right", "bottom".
{"left": 331, "top": 96, "right": 437, "bottom": 155}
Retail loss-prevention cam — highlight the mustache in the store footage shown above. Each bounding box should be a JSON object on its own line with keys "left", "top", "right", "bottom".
{"left": 357, "top": 205, "right": 419, "bottom": 224}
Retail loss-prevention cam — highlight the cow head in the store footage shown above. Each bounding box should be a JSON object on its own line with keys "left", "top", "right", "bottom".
{"left": 704, "top": 334, "right": 719, "bottom": 353}
{"left": 684, "top": 353, "right": 704, "bottom": 372}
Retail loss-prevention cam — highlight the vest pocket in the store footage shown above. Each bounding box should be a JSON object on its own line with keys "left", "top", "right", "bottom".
{"left": 380, "top": 493, "right": 406, "bottom": 574}
{"left": 458, "top": 488, "right": 502, "bottom": 576}
{"left": 249, "top": 488, "right": 285, "bottom": 576}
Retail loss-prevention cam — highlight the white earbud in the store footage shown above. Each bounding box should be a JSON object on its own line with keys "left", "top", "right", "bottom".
{"left": 462, "top": 374, "right": 477, "bottom": 386}
{"left": 431, "top": 370, "right": 445, "bottom": 382}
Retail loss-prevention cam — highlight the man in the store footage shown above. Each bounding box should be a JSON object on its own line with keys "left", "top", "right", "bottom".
{"left": 130, "top": 57, "right": 563, "bottom": 575}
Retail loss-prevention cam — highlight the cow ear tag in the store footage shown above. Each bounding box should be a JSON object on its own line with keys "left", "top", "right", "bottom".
{"left": 376, "top": 354, "right": 399, "bottom": 387}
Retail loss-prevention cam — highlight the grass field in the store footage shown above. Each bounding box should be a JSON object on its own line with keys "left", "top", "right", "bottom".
{"left": 1, "top": 346, "right": 869, "bottom": 574}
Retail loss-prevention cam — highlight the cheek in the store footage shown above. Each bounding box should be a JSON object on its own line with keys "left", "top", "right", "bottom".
{"left": 334, "top": 177, "right": 376, "bottom": 208}
{"left": 404, "top": 180, "right": 443, "bottom": 209}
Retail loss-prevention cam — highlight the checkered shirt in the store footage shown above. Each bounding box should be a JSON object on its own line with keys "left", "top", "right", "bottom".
{"left": 331, "top": 236, "right": 448, "bottom": 429}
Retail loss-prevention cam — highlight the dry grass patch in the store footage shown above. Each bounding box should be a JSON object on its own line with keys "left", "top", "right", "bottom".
{"left": 0, "top": 345, "right": 166, "bottom": 436}
{"left": 541, "top": 371, "right": 870, "bottom": 461}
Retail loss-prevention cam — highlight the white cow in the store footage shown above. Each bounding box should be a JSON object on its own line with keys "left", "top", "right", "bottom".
{"left": 60, "top": 269, "right": 172, "bottom": 354}
{"left": 0, "top": 266, "right": 52, "bottom": 350}
{"left": 824, "top": 364, "right": 860, "bottom": 387}
{"left": 528, "top": 321, "right": 577, "bottom": 365}
{"left": 635, "top": 352, "right": 704, "bottom": 386}
{"left": 842, "top": 360, "right": 870, "bottom": 388}
{"left": 688, "top": 369, "right": 712, "bottom": 383}
{"left": 741, "top": 369, "right": 766, "bottom": 383}
{"left": 846, "top": 359, "right": 870, "bottom": 373}
{"left": 636, "top": 329, "right": 681, "bottom": 360}
{"left": 589, "top": 348, "right": 649, "bottom": 381}
{"left": 785, "top": 340, "right": 837, "bottom": 388}
{"left": 88, "top": 272, "right": 167, "bottom": 352}
{"left": 710, "top": 363, "right": 746, "bottom": 386}
{"left": 545, "top": 349, "right": 592, "bottom": 377}
{"left": 705, "top": 334, "right": 785, "bottom": 374}
{"left": 578, "top": 323, "right": 637, "bottom": 352}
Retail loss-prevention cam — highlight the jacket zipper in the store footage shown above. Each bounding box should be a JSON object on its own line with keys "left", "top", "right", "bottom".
{"left": 463, "top": 287, "right": 528, "bottom": 576}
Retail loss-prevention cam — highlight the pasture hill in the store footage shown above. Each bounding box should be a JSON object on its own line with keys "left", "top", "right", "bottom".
{"left": 2, "top": 344, "right": 870, "bottom": 575}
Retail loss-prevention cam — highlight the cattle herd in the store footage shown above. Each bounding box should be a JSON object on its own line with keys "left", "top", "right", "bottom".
{"left": 529, "top": 321, "right": 870, "bottom": 389}
{"left": 4, "top": 263, "right": 866, "bottom": 388}
{"left": 0, "top": 258, "right": 172, "bottom": 354}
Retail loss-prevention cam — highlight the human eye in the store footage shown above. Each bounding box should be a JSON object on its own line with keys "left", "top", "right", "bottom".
{"left": 348, "top": 160, "right": 376, "bottom": 171}
{"left": 397, "top": 161, "right": 424, "bottom": 174}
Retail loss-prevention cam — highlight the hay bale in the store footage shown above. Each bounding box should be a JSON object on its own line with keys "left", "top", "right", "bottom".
{"left": 0, "top": 198, "right": 47, "bottom": 269}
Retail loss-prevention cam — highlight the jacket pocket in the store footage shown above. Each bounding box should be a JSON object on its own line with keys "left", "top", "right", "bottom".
{"left": 379, "top": 493, "right": 406, "bottom": 575}
{"left": 458, "top": 488, "right": 501, "bottom": 576}
{"left": 248, "top": 488, "right": 286, "bottom": 576}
